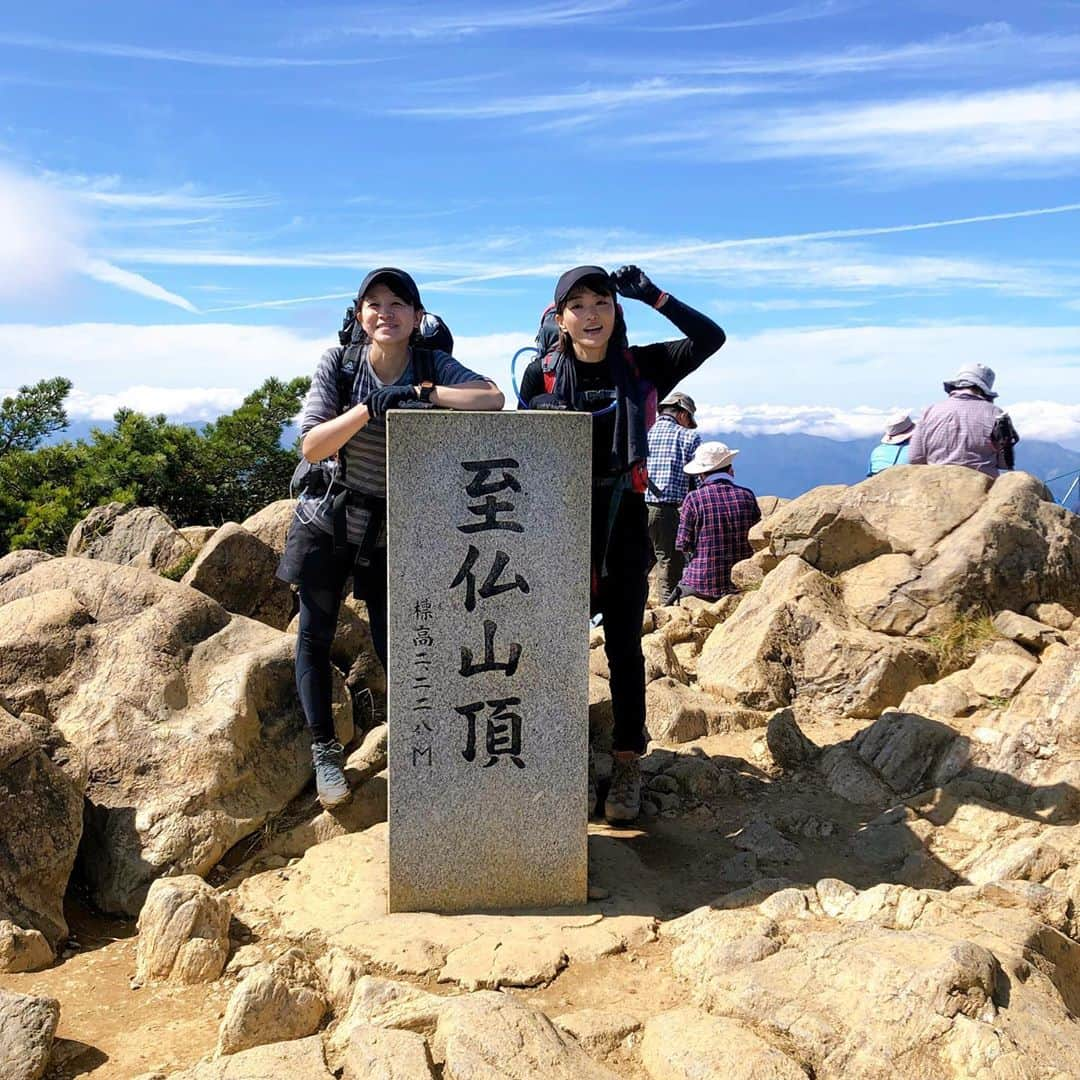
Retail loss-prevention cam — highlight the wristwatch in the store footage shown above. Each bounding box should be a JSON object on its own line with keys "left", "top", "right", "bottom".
{"left": 417, "top": 382, "right": 435, "bottom": 404}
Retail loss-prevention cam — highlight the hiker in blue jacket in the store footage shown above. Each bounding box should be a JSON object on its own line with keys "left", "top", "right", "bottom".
{"left": 867, "top": 413, "right": 916, "bottom": 476}
{"left": 519, "top": 265, "right": 725, "bottom": 823}
{"left": 277, "top": 267, "right": 504, "bottom": 808}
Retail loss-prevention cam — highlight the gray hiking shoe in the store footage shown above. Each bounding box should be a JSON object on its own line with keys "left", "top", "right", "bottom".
{"left": 587, "top": 747, "right": 598, "bottom": 819}
{"left": 312, "top": 739, "right": 350, "bottom": 808}
{"left": 604, "top": 755, "right": 641, "bottom": 823}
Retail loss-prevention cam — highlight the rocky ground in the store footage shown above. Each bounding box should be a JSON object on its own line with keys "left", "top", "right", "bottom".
{"left": 1, "top": 465, "right": 1079, "bottom": 1079}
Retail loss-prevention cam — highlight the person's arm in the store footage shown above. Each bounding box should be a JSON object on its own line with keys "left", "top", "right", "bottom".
{"left": 430, "top": 381, "right": 504, "bottom": 410}
{"left": 676, "top": 497, "right": 696, "bottom": 556}
{"left": 611, "top": 266, "right": 726, "bottom": 397}
{"left": 302, "top": 404, "right": 371, "bottom": 463}
{"left": 300, "top": 347, "right": 370, "bottom": 463}
{"left": 430, "top": 352, "right": 505, "bottom": 410}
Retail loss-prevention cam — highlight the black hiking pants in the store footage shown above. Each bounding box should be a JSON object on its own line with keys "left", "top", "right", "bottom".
{"left": 285, "top": 521, "right": 388, "bottom": 744}
{"left": 593, "top": 485, "right": 650, "bottom": 755}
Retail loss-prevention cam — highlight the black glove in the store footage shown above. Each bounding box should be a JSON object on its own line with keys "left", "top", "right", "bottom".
{"left": 610, "top": 264, "right": 662, "bottom": 307}
{"left": 364, "top": 384, "right": 418, "bottom": 419}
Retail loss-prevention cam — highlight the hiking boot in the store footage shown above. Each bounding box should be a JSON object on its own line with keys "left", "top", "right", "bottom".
{"left": 604, "top": 755, "right": 641, "bottom": 823}
{"left": 311, "top": 739, "right": 350, "bottom": 808}
{"left": 587, "top": 747, "right": 599, "bottom": 818}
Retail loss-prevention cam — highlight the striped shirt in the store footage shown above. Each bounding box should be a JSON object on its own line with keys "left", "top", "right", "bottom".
{"left": 645, "top": 414, "right": 700, "bottom": 504}
{"left": 676, "top": 473, "right": 761, "bottom": 598}
{"left": 299, "top": 345, "right": 487, "bottom": 543}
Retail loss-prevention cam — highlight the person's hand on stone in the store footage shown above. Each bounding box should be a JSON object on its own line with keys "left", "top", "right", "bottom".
{"left": 610, "top": 265, "right": 662, "bottom": 307}
{"left": 364, "top": 384, "right": 419, "bottom": 419}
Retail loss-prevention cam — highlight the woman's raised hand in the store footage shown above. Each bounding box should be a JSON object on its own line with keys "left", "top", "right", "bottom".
{"left": 610, "top": 265, "right": 662, "bottom": 307}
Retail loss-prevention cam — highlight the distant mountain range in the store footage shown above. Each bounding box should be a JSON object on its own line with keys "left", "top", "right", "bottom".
{"left": 699, "top": 430, "right": 1080, "bottom": 505}
{"left": 47, "top": 420, "right": 1080, "bottom": 508}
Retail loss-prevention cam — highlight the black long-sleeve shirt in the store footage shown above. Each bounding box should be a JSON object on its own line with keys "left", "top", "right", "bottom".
{"left": 519, "top": 295, "right": 725, "bottom": 474}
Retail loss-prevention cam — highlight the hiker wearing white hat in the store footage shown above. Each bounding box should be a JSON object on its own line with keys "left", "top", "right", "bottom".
{"left": 867, "top": 412, "right": 916, "bottom": 476}
{"left": 671, "top": 441, "right": 761, "bottom": 602}
{"left": 908, "top": 364, "right": 1019, "bottom": 478}
{"left": 646, "top": 391, "right": 701, "bottom": 602}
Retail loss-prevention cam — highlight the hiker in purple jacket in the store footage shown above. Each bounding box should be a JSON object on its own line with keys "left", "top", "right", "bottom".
{"left": 908, "top": 363, "right": 1019, "bottom": 479}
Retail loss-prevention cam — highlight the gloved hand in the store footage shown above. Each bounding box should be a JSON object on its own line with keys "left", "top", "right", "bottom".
{"left": 364, "top": 384, "right": 419, "bottom": 419}
{"left": 610, "top": 264, "right": 662, "bottom": 307}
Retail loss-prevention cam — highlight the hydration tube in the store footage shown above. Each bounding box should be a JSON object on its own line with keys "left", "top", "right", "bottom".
{"left": 511, "top": 345, "right": 618, "bottom": 416}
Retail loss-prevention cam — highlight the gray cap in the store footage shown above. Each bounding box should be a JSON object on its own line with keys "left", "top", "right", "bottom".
{"left": 659, "top": 391, "right": 697, "bottom": 427}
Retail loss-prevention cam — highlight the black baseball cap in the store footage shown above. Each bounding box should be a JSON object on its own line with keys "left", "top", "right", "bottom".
{"left": 554, "top": 265, "right": 612, "bottom": 308}
{"left": 357, "top": 267, "right": 423, "bottom": 309}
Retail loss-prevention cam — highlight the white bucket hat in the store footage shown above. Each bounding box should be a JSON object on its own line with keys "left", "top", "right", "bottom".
{"left": 684, "top": 441, "right": 739, "bottom": 475}
{"left": 882, "top": 412, "right": 915, "bottom": 445}
{"left": 944, "top": 363, "right": 997, "bottom": 399}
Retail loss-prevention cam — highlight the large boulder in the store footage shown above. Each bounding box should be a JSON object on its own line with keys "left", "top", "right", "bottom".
{"left": 181, "top": 521, "right": 295, "bottom": 630}
{"left": 670, "top": 882, "right": 1080, "bottom": 1079}
{"left": 0, "top": 989, "right": 59, "bottom": 1080}
{"left": 165, "top": 1035, "right": 333, "bottom": 1079}
{"left": 0, "top": 558, "right": 351, "bottom": 915}
{"left": 0, "top": 707, "right": 84, "bottom": 970}
{"left": 134, "top": 875, "right": 231, "bottom": 986}
{"left": 430, "top": 992, "right": 620, "bottom": 1079}
{"left": 216, "top": 949, "right": 327, "bottom": 1056}
{"left": 0, "top": 550, "right": 52, "bottom": 587}
{"left": 697, "top": 556, "right": 936, "bottom": 720}
{"left": 66, "top": 502, "right": 194, "bottom": 573}
{"left": 240, "top": 500, "right": 296, "bottom": 560}
{"left": 748, "top": 468, "right": 1080, "bottom": 637}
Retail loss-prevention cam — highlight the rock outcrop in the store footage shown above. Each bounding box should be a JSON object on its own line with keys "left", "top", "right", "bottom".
{"left": 0, "top": 558, "right": 350, "bottom": 915}
{"left": 0, "top": 989, "right": 59, "bottom": 1080}
{"left": 181, "top": 521, "right": 295, "bottom": 630}
{"left": 134, "top": 876, "right": 232, "bottom": 986}
{"left": 0, "top": 707, "right": 83, "bottom": 970}
{"left": 67, "top": 502, "right": 194, "bottom": 574}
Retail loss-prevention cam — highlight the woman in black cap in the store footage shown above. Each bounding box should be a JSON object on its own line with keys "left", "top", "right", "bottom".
{"left": 279, "top": 267, "right": 504, "bottom": 807}
{"left": 519, "top": 265, "right": 725, "bottom": 822}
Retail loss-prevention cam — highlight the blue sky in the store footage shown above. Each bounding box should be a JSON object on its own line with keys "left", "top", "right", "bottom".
{"left": 2, "top": 0, "right": 1079, "bottom": 446}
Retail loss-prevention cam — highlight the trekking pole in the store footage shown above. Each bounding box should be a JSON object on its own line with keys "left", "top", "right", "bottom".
{"left": 1045, "top": 466, "right": 1080, "bottom": 506}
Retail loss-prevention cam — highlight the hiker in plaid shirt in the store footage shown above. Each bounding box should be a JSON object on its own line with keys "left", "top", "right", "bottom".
{"left": 646, "top": 392, "right": 700, "bottom": 601}
{"left": 673, "top": 442, "right": 761, "bottom": 602}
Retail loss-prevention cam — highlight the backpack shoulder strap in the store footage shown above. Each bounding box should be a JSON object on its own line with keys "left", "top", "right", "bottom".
{"left": 541, "top": 350, "right": 559, "bottom": 394}
{"left": 412, "top": 347, "right": 437, "bottom": 386}
{"left": 336, "top": 342, "right": 362, "bottom": 415}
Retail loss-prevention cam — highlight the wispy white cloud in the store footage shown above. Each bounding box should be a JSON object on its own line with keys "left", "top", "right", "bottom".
{"left": 332, "top": 0, "right": 635, "bottom": 39}
{"left": 657, "top": 0, "right": 850, "bottom": 32}
{"left": 694, "top": 400, "right": 1080, "bottom": 448}
{"left": 680, "top": 323, "right": 1080, "bottom": 419}
{"left": 66, "top": 386, "right": 245, "bottom": 421}
{"left": 76, "top": 189, "right": 275, "bottom": 211}
{"left": 0, "top": 323, "right": 332, "bottom": 395}
{"left": 734, "top": 82, "right": 1080, "bottom": 173}
{"left": 78, "top": 258, "right": 198, "bottom": 313}
{"left": 0, "top": 30, "right": 386, "bottom": 67}
{"left": 107, "top": 200, "right": 1080, "bottom": 306}
{"left": 389, "top": 77, "right": 758, "bottom": 119}
{"left": 637, "top": 22, "right": 1079, "bottom": 75}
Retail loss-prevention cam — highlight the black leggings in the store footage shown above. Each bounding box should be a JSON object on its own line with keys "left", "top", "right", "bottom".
{"left": 295, "top": 534, "right": 387, "bottom": 744}
{"left": 593, "top": 487, "right": 650, "bottom": 755}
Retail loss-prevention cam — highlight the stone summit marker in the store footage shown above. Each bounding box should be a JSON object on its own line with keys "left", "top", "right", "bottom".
{"left": 386, "top": 410, "right": 591, "bottom": 913}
